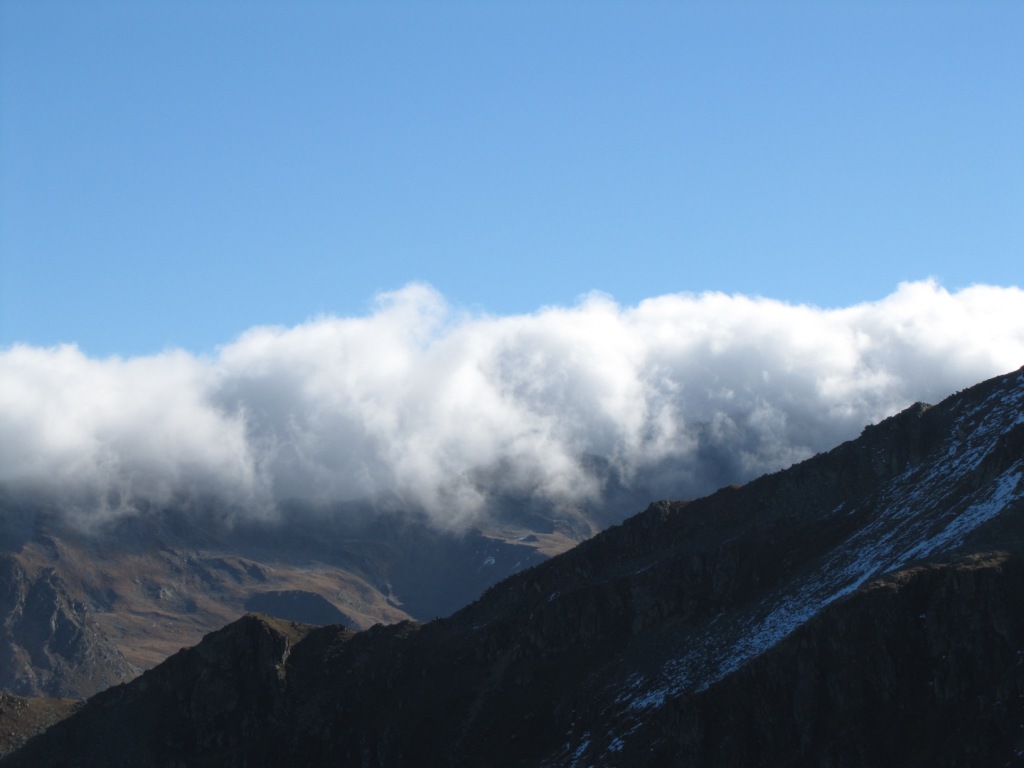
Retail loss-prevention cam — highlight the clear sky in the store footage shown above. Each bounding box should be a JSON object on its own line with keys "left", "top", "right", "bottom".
{"left": 1, "top": 1, "right": 1022, "bottom": 357}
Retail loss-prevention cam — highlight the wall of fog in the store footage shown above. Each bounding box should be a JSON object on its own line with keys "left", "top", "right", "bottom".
{"left": 2, "top": 280, "right": 1022, "bottom": 528}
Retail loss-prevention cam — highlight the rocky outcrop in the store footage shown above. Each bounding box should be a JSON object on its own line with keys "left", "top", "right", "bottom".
{"left": 0, "top": 556, "right": 136, "bottom": 698}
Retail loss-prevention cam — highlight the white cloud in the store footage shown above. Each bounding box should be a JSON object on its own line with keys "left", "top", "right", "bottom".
{"left": 2, "top": 280, "right": 1022, "bottom": 527}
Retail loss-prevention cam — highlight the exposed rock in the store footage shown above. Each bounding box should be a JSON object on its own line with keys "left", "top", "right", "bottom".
{"left": 0, "top": 555, "right": 136, "bottom": 698}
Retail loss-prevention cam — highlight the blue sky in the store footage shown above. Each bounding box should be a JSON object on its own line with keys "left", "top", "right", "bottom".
{"left": 1, "top": 1, "right": 1022, "bottom": 357}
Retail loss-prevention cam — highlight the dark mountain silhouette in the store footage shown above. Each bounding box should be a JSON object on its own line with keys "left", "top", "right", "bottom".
{"left": 3, "top": 365, "right": 1024, "bottom": 767}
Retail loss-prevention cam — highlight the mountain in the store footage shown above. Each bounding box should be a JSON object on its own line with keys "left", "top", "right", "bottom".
{"left": 4, "top": 364, "right": 1024, "bottom": 767}
{"left": 0, "top": 494, "right": 582, "bottom": 697}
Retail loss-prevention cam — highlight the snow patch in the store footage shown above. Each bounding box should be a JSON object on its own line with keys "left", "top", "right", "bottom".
{"left": 569, "top": 732, "right": 591, "bottom": 767}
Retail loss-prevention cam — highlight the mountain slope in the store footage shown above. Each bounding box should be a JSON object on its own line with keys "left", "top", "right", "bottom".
{"left": 0, "top": 496, "right": 570, "bottom": 694}
{"left": 0, "top": 693, "right": 78, "bottom": 760}
{"left": 5, "top": 365, "right": 1024, "bottom": 767}
{"left": 0, "top": 553, "right": 136, "bottom": 698}
{"left": 645, "top": 551, "right": 1024, "bottom": 766}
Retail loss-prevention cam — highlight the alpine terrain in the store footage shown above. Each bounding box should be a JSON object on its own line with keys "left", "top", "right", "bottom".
{"left": 0, "top": 491, "right": 592, "bottom": 699}
{"left": 3, "top": 364, "right": 1024, "bottom": 766}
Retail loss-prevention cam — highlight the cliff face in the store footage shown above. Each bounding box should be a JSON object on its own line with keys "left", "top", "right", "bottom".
{"left": 5, "top": 365, "right": 1024, "bottom": 767}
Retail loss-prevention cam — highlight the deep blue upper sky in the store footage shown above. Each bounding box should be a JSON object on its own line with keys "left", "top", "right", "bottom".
{"left": 2, "top": 1, "right": 1021, "bottom": 357}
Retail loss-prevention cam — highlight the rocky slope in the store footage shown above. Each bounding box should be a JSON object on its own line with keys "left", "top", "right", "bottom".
{"left": 646, "top": 551, "right": 1024, "bottom": 766}
{"left": 0, "top": 553, "right": 136, "bottom": 698}
{"left": 4, "top": 365, "right": 1024, "bottom": 766}
{"left": 0, "top": 495, "right": 575, "bottom": 694}
{"left": 0, "top": 693, "right": 78, "bottom": 760}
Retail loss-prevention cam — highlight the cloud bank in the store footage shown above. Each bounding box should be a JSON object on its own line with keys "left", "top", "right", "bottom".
{"left": 2, "top": 280, "right": 1023, "bottom": 528}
